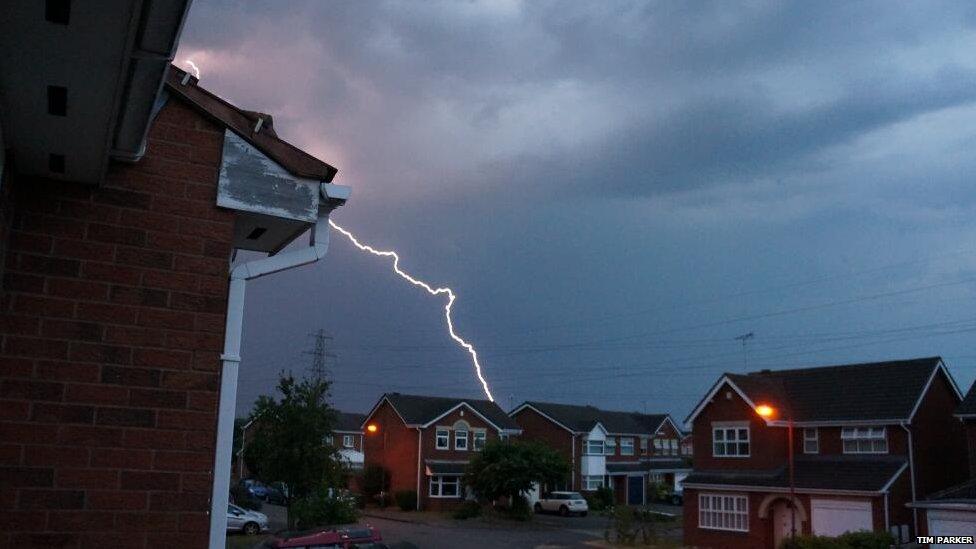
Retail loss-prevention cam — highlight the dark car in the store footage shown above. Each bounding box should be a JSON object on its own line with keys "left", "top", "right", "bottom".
{"left": 262, "top": 525, "right": 384, "bottom": 549}
{"left": 266, "top": 482, "right": 289, "bottom": 505}
{"left": 240, "top": 479, "right": 270, "bottom": 500}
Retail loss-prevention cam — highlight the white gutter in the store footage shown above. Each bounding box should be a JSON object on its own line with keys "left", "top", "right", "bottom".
{"left": 208, "top": 183, "right": 349, "bottom": 549}
{"left": 900, "top": 421, "right": 919, "bottom": 535}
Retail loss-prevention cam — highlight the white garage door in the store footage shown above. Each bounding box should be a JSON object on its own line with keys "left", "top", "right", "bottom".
{"left": 811, "top": 499, "right": 873, "bottom": 536}
{"left": 929, "top": 510, "right": 976, "bottom": 548}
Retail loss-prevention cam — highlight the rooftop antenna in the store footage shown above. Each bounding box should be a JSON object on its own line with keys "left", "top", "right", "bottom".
{"left": 734, "top": 332, "right": 755, "bottom": 369}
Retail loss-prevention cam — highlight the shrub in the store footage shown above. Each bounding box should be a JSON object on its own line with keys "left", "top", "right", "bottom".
{"left": 289, "top": 486, "right": 359, "bottom": 528}
{"left": 230, "top": 484, "right": 263, "bottom": 511}
{"left": 452, "top": 500, "right": 482, "bottom": 520}
{"left": 780, "top": 531, "right": 896, "bottom": 549}
{"left": 585, "top": 486, "right": 614, "bottom": 511}
{"left": 362, "top": 465, "right": 389, "bottom": 499}
{"left": 505, "top": 495, "right": 533, "bottom": 521}
{"left": 394, "top": 490, "right": 417, "bottom": 511}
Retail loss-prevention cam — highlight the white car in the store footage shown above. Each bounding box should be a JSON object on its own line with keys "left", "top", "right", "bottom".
{"left": 226, "top": 503, "right": 269, "bottom": 535}
{"left": 534, "top": 491, "right": 589, "bottom": 516}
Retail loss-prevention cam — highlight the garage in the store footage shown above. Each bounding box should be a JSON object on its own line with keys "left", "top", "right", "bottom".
{"left": 811, "top": 499, "right": 873, "bottom": 536}
{"left": 928, "top": 510, "right": 976, "bottom": 548}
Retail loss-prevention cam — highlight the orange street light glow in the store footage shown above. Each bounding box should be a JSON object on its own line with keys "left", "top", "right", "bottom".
{"left": 755, "top": 405, "right": 775, "bottom": 418}
{"left": 367, "top": 424, "right": 378, "bottom": 433}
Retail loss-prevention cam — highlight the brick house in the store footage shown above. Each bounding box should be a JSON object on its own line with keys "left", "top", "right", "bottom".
{"left": 0, "top": 8, "right": 347, "bottom": 545}
{"left": 331, "top": 412, "right": 366, "bottom": 471}
{"left": 681, "top": 357, "right": 966, "bottom": 549}
{"left": 909, "top": 380, "right": 976, "bottom": 543}
{"left": 362, "top": 393, "right": 521, "bottom": 511}
{"left": 509, "top": 401, "right": 689, "bottom": 506}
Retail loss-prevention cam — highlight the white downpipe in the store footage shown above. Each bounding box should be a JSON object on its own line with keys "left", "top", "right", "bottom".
{"left": 900, "top": 422, "right": 918, "bottom": 536}
{"left": 208, "top": 185, "right": 347, "bottom": 549}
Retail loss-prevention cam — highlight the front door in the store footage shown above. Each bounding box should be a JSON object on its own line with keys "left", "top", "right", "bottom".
{"left": 772, "top": 500, "right": 796, "bottom": 548}
{"left": 627, "top": 476, "right": 643, "bottom": 505}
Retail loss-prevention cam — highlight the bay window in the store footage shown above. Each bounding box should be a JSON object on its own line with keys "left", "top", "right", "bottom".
{"left": 699, "top": 494, "right": 748, "bottom": 532}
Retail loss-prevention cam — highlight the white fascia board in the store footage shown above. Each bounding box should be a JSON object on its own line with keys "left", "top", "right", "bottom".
{"left": 909, "top": 360, "right": 964, "bottom": 423}
{"left": 680, "top": 483, "right": 881, "bottom": 497}
{"left": 684, "top": 376, "right": 759, "bottom": 429}
{"left": 421, "top": 402, "right": 507, "bottom": 433}
{"left": 510, "top": 403, "right": 577, "bottom": 434}
{"left": 362, "top": 396, "right": 413, "bottom": 429}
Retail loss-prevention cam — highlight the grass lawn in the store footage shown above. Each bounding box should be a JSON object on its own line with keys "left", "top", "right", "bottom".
{"left": 225, "top": 534, "right": 272, "bottom": 549}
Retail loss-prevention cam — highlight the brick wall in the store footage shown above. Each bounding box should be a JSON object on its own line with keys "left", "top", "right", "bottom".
{"left": 910, "top": 371, "right": 967, "bottom": 498}
{"left": 510, "top": 407, "right": 576, "bottom": 488}
{"left": 692, "top": 382, "right": 788, "bottom": 471}
{"left": 0, "top": 98, "right": 232, "bottom": 548}
{"left": 362, "top": 401, "right": 420, "bottom": 499}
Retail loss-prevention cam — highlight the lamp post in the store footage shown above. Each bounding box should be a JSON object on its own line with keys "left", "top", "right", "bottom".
{"left": 756, "top": 405, "right": 796, "bottom": 542}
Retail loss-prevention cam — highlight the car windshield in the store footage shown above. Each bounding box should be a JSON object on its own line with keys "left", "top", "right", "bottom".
{"left": 228, "top": 504, "right": 244, "bottom": 514}
{"left": 565, "top": 493, "right": 584, "bottom": 499}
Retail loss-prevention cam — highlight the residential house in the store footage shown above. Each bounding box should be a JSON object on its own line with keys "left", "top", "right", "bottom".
{"left": 682, "top": 357, "right": 966, "bottom": 549}
{"left": 909, "top": 379, "right": 976, "bottom": 543}
{"left": 0, "top": 6, "right": 347, "bottom": 546}
{"left": 681, "top": 431, "right": 694, "bottom": 457}
{"left": 331, "top": 412, "right": 366, "bottom": 471}
{"left": 362, "top": 393, "right": 522, "bottom": 510}
{"left": 510, "top": 401, "right": 689, "bottom": 506}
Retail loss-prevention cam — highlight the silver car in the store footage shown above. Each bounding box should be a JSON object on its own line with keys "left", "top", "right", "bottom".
{"left": 227, "top": 503, "right": 269, "bottom": 535}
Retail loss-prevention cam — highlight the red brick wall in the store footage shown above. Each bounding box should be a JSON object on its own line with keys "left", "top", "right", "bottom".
{"left": 362, "top": 401, "right": 419, "bottom": 498}
{"left": 651, "top": 419, "right": 681, "bottom": 457}
{"left": 692, "top": 382, "right": 787, "bottom": 470}
{"left": 910, "top": 371, "right": 967, "bottom": 498}
{"left": 0, "top": 98, "right": 232, "bottom": 548}
{"left": 510, "top": 407, "right": 576, "bottom": 488}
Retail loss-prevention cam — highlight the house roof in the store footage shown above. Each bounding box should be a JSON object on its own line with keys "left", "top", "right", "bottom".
{"left": 375, "top": 393, "right": 521, "bottom": 432}
{"left": 687, "top": 356, "right": 953, "bottom": 425}
{"left": 334, "top": 412, "right": 366, "bottom": 433}
{"left": 164, "top": 65, "right": 338, "bottom": 182}
{"left": 956, "top": 381, "right": 976, "bottom": 417}
{"left": 682, "top": 456, "right": 907, "bottom": 494}
{"left": 515, "top": 401, "right": 673, "bottom": 435}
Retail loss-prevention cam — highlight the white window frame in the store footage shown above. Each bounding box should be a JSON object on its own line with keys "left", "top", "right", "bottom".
{"left": 841, "top": 426, "right": 887, "bottom": 454}
{"left": 669, "top": 438, "right": 678, "bottom": 455}
{"left": 429, "top": 475, "right": 461, "bottom": 498}
{"left": 342, "top": 434, "right": 354, "bottom": 448}
{"left": 653, "top": 438, "right": 663, "bottom": 452}
{"left": 803, "top": 428, "right": 819, "bottom": 454}
{"left": 712, "top": 425, "right": 750, "bottom": 458}
{"left": 640, "top": 437, "right": 648, "bottom": 453}
{"left": 604, "top": 436, "right": 617, "bottom": 456}
{"left": 585, "top": 438, "right": 604, "bottom": 455}
{"left": 620, "top": 438, "right": 635, "bottom": 456}
{"left": 699, "top": 493, "right": 748, "bottom": 532}
{"left": 435, "top": 428, "right": 450, "bottom": 450}
{"left": 473, "top": 431, "right": 487, "bottom": 451}
{"left": 584, "top": 475, "right": 604, "bottom": 490}
{"left": 455, "top": 428, "right": 468, "bottom": 451}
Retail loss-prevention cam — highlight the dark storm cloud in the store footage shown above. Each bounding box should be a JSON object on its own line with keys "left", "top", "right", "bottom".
{"left": 177, "top": 1, "right": 976, "bottom": 417}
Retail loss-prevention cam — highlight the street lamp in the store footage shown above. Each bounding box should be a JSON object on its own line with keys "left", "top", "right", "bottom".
{"left": 756, "top": 404, "right": 796, "bottom": 542}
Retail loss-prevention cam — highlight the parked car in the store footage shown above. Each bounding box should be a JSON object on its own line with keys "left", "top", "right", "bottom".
{"left": 261, "top": 525, "right": 383, "bottom": 548}
{"left": 241, "top": 478, "right": 270, "bottom": 500}
{"left": 264, "top": 483, "right": 288, "bottom": 505}
{"left": 534, "top": 491, "right": 589, "bottom": 517}
{"left": 227, "top": 503, "right": 269, "bottom": 536}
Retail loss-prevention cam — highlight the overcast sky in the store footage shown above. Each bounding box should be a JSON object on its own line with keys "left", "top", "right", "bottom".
{"left": 177, "top": 1, "right": 976, "bottom": 421}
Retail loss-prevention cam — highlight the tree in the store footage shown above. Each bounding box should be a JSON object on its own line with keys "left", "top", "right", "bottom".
{"left": 244, "top": 373, "right": 344, "bottom": 528}
{"left": 464, "top": 440, "right": 570, "bottom": 508}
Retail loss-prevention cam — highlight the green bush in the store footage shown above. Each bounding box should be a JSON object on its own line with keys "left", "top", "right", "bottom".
{"left": 289, "top": 486, "right": 359, "bottom": 528}
{"left": 452, "top": 500, "right": 482, "bottom": 520}
{"left": 780, "top": 531, "right": 896, "bottom": 549}
{"left": 584, "top": 486, "right": 614, "bottom": 511}
{"left": 361, "top": 465, "right": 389, "bottom": 499}
{"left": 394, "top": 490, "right": 417, "bottom": 511}
{"left": 505, "top": 495, "right": 533, "bottom": 521}
{"left": 230, "top": 484, "right": 263, "bottom": 511}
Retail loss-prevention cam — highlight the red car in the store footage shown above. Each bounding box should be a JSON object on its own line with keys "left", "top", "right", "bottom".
{"left": 263, "top": 525, "right": 384, "bottom": 549}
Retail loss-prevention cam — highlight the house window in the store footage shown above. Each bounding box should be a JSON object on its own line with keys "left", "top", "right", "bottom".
{"left": 841, "top": 427, "right": 887, "bottom": 454}
{"left": 473, "top": 431, "right": 487, "bottom": 451}
{"left": 429, "top": 475, "right": 460, "bottom": 498}
{"left": 435, "top": 429, "right": 450, "bottom": 450}
{"left": 455, "top": 428, "right": 468, "bottom": 450}
{"left": 585, "top": 439, "right": 604, "bottom": 455}
{"left": 604, "top": 437, "right": 617, "bottom": 455}
{"left": 649, "top": 472, "right": 664, "bottom": 484}
{"left": 343, "top": 435, "right": 354, "bottom": 448}
{"left": 653, "top": 438, "right": 663, "bottom": 453}
{"left": 584, "top": 475, "right": 604, "bottom": 490}
{"left": 803, "top": 428, "right": 819, "bottom": 454}
{"left": 620, "top": 438, "right": 635, "bottom": 456}
{"left": 713, "top": 426, "right": 749, "bottom": 457}
{"left": 324, "top": 434, "right": 334, "bottom": 445}
{"left": 640, "top": 437, "right": 648, "bottom": 454}
{"left": 699, "top": 494, "right": 748, "bottom": 532}
{"left": 669, "top": 439, "right": 678, "bottom": 455}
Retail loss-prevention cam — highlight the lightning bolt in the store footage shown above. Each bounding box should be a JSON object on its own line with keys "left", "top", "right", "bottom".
{"left": 185, "top": 59, "right": 201, "bottom": 79}
{"left": 328, "top": 220, "right": 495, "bottom": 402}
